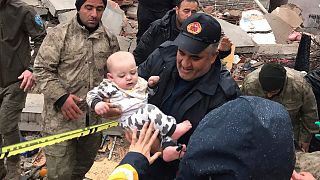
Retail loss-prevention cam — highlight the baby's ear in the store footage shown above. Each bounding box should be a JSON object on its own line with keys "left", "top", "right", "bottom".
{"left": 106, "top": 73, "right": 113, "bottom": 80}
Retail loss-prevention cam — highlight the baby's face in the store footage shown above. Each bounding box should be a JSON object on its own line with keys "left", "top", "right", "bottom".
{"left": 108, "top": 59, "right": 138, "bottom": 90}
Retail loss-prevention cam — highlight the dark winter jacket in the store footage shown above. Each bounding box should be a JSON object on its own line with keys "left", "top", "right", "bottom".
{"left": 134, "top": 9, "right": 178, "bottom": 65}
{"left": 0, "top": 0, "right": 46, "bottom": 87}
{"left": 138, "top": 0, "right": 177, "bottom": 12}
{"left": 177, "top": 96, "right": 295, "bottom": 180}
{"left": 138, "top": 41, "right": 240, "bottom": 145}
{"left": 134, "top": 9, "right": 231, "bottom": 65}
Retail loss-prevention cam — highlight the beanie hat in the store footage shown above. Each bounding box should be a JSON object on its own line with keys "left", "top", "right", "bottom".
{"left": 259, "top": 63, "right": 287, "bottom": 92}
{"left": 75, "top": 0, "right": 107, "bottom": 11}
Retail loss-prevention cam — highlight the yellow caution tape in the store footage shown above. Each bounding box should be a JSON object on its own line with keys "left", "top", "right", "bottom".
{"left": 0, "top": 121, "right": 118, "bottom": 159}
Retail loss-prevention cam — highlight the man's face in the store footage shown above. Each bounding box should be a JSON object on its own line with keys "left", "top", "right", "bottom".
{"left": 176, "top": 47, "right": 218, "bottom": 81}
{"left": 176, "top": 1, "right": 198, "bottom": 26}
{"left": 264, "top": 89, "right": 281, "bottom": 99}
{"left": 78, "top": 0, "right": 105, "bottom": 28}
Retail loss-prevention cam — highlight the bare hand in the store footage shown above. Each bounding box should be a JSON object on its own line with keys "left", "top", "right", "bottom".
{"left": 101, "top": 98, "right": 121, "bottom": 119}
{"left": 95, "top": 102, "right": 109, "bottom": 115}
{"left": 300, "top": 142, "right": 310, "bottom": 152}
{"left": 291, "top": 170, "right": 316, "bottom": 180}
{"left": 127, "top": 123, "right": 162, "bottom": 164}
{"left": 18, "top": 70, "right": 35, "bottom": 92}
{"left": 148, "top": 76, "right": 160, "bottom": 88}
{"left": 218, "top": 36, "right": 232, "bottom": 52}
{"left": 61, "top": 94, "right": 84, "bottom": 120}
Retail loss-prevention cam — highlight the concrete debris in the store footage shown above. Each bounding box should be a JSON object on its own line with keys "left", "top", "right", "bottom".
{"left": 216, "top": 18, "right": 255, "bottom": 53}
{"left": 125, "top": 3, "right": 138, "bottom": 20}
{"left": 288, "top": 0, "right": 320, "bottom": 28}
{"left": 265, "top": 13, "right": 293, "bottom": 44}
{"left": 21, "top": 0, "right": 48, "bottom": 15}
{"left": 112, "top": 0, "right": 136, "bottom": 7}
{"left": 41, "top": 0, "right": 75, "bottom": 17}
{"left": 271, "top": 4, "right": 303, "bottom": 29}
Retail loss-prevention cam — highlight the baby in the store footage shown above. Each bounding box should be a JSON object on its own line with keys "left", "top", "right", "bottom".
{"left": 87, "top": 51, "right": 192, "bottom": 162}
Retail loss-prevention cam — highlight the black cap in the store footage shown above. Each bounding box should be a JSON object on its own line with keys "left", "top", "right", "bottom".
{"left": 173, "top": 13, "right": 221, "bottom": 54}
{"left": 75, "top": 0, "right": 107, "bottom": 11}
{"left": 259, "top": 63, "right": 287, "bottom": 92}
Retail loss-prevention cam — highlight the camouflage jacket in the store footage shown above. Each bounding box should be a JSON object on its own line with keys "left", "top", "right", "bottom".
{"left": 241, "top": 67, "right": 319, "bottom": 143}
{"left": 295, "top": 151, "right": 320, "bottom": 179}
{"left": 34, "top": 16, "right": 120, "bottom": 134}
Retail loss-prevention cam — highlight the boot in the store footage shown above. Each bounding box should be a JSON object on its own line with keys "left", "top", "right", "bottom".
{"left": 3, "top": 155, "right": 21, "bottom": 180}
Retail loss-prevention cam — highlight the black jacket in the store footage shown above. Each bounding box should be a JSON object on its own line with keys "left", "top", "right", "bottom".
{"left": 134, "top": 9, "right": 178, "bottom": 65}
{"left": 134, "top": 9, "right": 231, "bottom": 65}
{"left": 138, "top": 41, "right": 240, "bottom": 146}
{"left": 0, "top": 0, "right": 46, "bottom": 87}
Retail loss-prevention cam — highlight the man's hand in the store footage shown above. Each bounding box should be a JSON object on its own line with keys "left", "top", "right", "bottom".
{"left": 300, "top": 142, "right": 310, "bottom": 152}
{"left": 291, "top": 170, "right": 316, "bottom": 180}
{"left": 18, "top": 70, "right": 35, "bottom": 92}
{"left": 127, "top": 123, "right": 162, "bottom": 165}
{"left": 61, "top": 94, "right": 83, "bottom": 120}
{"left": 148, "top": 76, "right": 160, "bottom": 88}
{"left": 95, "top": 102, "right": 109, "bottom": 115}
{"left": 218, "top": 36, "right": 232, "bottom": 52}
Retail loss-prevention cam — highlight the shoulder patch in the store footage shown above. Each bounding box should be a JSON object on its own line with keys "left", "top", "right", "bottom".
{"left": 34, "top": 14, "right": 44, "bottom": 28}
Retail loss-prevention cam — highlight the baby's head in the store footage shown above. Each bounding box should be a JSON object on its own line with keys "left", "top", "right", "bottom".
{"left": 106, "top": 51, "right": 138, "bottom": 90}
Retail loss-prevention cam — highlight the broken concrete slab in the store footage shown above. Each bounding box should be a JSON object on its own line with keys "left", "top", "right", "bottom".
{"left": 265, "top": 13, "right": 293, "bottom": 44}
{"left": 257, "top": 43, "right": 299, "bottom": 58}
{"left": 271, "top": 5, "right": 303, "bottom": 29}
{"left": 216, "top": 18, "right": 256, "bottom": 53}
{"left": 239, "top": 10, "right": 272, "bottom": 33}
{"left": 22, "top": 0, "right": 48, "bottom": 16}
{"left": 58, "top": 1, "right": 126, "bottom": 35}
{"left": 125, "top": 3, "right": 137, "bottom": 20}
{"left": 41, "top": 0, "right": 75, "bottom": 17}
{"left": 288, "top": 0, "right": 320, "bottom": 28}
{"left": 117, "top": 36, "right": 136, "bottom": 53}
{"left": 23, "top": 94, "right": 44, "bottom": 113}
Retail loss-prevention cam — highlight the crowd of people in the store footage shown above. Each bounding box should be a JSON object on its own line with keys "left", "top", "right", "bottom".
{"left": 0, "top": 0, "right": 319, "bottom": 180}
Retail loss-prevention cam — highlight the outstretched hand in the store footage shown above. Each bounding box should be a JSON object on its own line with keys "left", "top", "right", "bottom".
{"left": 126, "top": 123, "right": 162, "bottom": 164}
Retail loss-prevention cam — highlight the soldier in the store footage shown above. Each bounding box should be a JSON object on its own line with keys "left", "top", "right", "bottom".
{"left": 0, "top": 0, "right": 46, "bottom": 179}
{"left": 241, "top": 63, "right": 319, "bottom": 152}
{"left": 33, "top": 0, "right": 120, "bottom": 179}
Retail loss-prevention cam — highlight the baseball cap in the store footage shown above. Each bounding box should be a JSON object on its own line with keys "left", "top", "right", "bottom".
{"left": 173, "top": 13, "right": 221, "bottom": 54}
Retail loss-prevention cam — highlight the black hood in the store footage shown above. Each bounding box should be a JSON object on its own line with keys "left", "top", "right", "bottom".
{"left": 177, "top": 96, "right": 295, "bottom": 180}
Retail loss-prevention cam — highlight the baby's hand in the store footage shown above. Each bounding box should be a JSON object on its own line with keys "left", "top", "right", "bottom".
{"left": 148, "top": 76, "right": 160, "bottom": 88}
{"left": 95, "top": 102, "right": 109, "bottom": 115}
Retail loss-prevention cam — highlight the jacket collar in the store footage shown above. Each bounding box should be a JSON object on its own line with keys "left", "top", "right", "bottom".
{"left": 72, "top": 15, "right": 105, "bottom": 39}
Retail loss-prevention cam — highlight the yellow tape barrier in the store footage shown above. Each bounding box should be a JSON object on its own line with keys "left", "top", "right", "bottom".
{"left": 0, "top": 121, "right": 118, "bottom": 159}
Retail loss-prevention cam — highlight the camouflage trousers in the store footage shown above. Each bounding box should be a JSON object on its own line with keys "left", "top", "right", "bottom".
{"left": 0, "top": 82, "right": 26, "bottom": 180}
{"left": 44, "top": 132, "right": 102, "bottom": 180}
{"left": 295, "top": 151, "right": 320, "bottom": 179}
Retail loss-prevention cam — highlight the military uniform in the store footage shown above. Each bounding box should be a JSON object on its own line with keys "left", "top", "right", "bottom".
{"left": 0, "top": 0, "right": 46, "bottom": 179}
{"left": 295, "top": 151, "right": 320, "bottom": 179}
{"left": 33, "top": 16, "right": 119, "bottom": 179}
{"left": 241, "top": 67, "right": 319, "bottom": 145}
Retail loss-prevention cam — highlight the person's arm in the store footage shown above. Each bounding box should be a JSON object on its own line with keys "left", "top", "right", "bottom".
{"left": 300, "top": 80, "right": 319, "bottom": 151}
{"left": 32, "top": 29, "right": 85, "bottom": 121}
{"left": 108, "top": 123, "right": 161, "bottom": 180}
{"left": 133, "top": 22, "right": 160, "bottom": 66}
{"left": 218, "top": 35, "right": 232, "bottom": 59}
{"left": 19, "top": 7, "right": 46, "bottom": 92}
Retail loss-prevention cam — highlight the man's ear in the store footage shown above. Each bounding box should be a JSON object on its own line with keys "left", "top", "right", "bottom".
{"left": 107, "top": 73, "right": 113, "bottom": 80}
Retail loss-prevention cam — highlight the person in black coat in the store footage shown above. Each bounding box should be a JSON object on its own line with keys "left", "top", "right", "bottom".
{"left": 113, "top": 96, "right": 298, "bottom": 179}
{"left": 137, "top": 13, "right": 240, "bottom": 179}
{"left": 134, "top": 0, "right": 199, "bottom": 65}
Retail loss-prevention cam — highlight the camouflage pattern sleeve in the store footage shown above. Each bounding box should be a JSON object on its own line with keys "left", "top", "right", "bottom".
{"left": 86, "top": 79, "right": 118, "bottom": 109}
{"left": 295, "top": 151, "right": 320, "bottom": 179}
{"left": 300, "top": 79, "right": 319, "bottom": 143}
{"left": 33, "top": 30, "right": 68, "bottom": 103}
{"left": 108, "top": 30, "right": 120, "bottom": 54}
